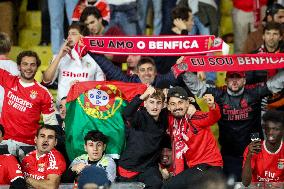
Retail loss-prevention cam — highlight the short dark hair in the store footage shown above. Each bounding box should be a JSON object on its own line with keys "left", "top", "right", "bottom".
{"left": 68, "top": 22, "right": 85, "bottom": 35}
{"left": 188, "top": 170, "right": 227, "bottom": 189}
{"left": 80, "top": 6, "right": 108, "bottom": 26}
{"left": 137, "top": 57, "right": 156, "bottom": 70}
{"left": 0, "top": 124, "right": 4, "bottom": 137}
{"left": 263, "top": 22, "right": 283, "bottom": 36}
{"left": 262, "top": 110, "right": 284, "bottom": 127}
{"left": 84, "top": 130, "right": 108, "bottom": 144}
{"left": 36, "top": 125, "right": 58, "bottom": 138}
{"left": 0, "top": 32, "right": 11, "bottom": 54}
{"left": 264, "top": 3, "right": 284, "bottom": 21}
{"left": 172, "top": 6, "right": 192, "bottom": 20}
{"left": 16, "top": 50, "right": 41, "bottom": 67}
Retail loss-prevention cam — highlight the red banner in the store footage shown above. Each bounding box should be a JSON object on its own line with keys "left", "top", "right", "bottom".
{"left": 172, "top": 54, "right": 284, "bottom": 76}
{"left": 82, "top": 35, "right": 227, "bottom": 56}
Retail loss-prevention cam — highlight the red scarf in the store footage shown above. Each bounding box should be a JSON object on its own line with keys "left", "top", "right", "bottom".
{"left": 168, "top": 115, "right": 191, "bottom": 175}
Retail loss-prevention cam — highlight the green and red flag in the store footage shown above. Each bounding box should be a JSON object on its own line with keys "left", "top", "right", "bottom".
{"left": 65, "top": 81, "right": 147, "bottom": 160}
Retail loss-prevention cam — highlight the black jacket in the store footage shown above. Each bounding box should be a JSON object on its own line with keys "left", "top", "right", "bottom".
{"left": 182, "top": 72, "right": 278, "bottom": 157}
{"left": 118, "top": 95, "right": 168, "bottom": 172}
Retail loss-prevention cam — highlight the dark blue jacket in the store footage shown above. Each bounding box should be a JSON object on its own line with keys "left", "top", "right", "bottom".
{"left": 89, "top": 53, "right": 179, "bottom": 88}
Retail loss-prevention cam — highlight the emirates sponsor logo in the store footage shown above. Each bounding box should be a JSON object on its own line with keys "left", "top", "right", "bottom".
{"left": 62, "top": 71, "right": 89, "bottom": 78}
{"left": 24, "top": 172, "right": 44, "bottom": 180}
{"left": 223, "top": 100, "right": 252, "bottom": 121}
{"left": 7, "top": 91, "right": 33, "bottom": 112}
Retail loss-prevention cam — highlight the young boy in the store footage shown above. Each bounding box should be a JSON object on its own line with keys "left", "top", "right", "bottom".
{"left": 242, "top": 110, "right": 284, "bottom": 186}
{"left": 117, "top": 85, "right": 167, "bottom": 189}
{"left": 63, "top": 130, "right": 116, "bottom": 186}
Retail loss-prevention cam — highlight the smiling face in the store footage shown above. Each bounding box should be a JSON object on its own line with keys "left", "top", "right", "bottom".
{"left": 167, "top": 97, "right": 189, "bottom": 119}
{"left": 264, "top": 121, "right": 283, "bottom": 145}
{"left": 84, "top": 140, "right": 106, "bottom": 161}
{"left": 160, "top": 148, "right": 172, "bottom": 168}
{"left": 35, "top": 128, "right": 57, "bottom": 156}
{"left": 137, "top": 63, "right": 157, "bottom": 84}
{"left": 18, "top": 56, "right": 38, "bottom": 83}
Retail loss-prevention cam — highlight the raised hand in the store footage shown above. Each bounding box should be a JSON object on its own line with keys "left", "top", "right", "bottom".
{"left": 203, "top": 94, "right": 215, "bottom": 108}
{"left": 58, "top": 40, "right": 72, "bottom": 59}
{"left": 140, "top": 85, "right": 156, "bottom": 100}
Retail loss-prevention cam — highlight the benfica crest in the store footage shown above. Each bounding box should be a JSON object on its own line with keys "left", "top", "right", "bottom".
{"left": 78, "top": 84, "right": 123, "bottom": 119}
{"left": 278, "top": 159, "right": 284, "bottom": 170}
{"left": 30, "top": 90, "right": 38, "bottom": 99}
{"left": 37, "top": 163, "right": 45, "bottom": 172}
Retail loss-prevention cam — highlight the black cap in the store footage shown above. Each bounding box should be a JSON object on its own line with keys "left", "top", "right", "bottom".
{"left": 264, "top": 3, "right": 284, "bottom": 22}
{"left": 168, "top": 86, "right": 188, "bottom": 100}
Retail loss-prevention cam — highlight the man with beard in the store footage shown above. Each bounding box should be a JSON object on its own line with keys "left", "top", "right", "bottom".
{"left": 246, "top": 22, "right": 284, "bottom": 84}
{"left": 0, "top": 51, "right": 58, "bottom": 160}
{"left": 243, "top": 3, "right": 284, "bottom": 54}
{"left": 242, "top": 110, "right": 284, "bottom": 186}
{"left": 43, "top": 22, "right": 105, "bottom": 106}
{"left": 162, "top": 86, "right": 223, "bottom": 189}
{"left": 179, "top": 68, "right": 284, "bottom": 181}
{"left": 21, "top": 125, "right": 66, "bottom": 189}
{"left": 246, "top": 22, "right": 284, "bottom": 111}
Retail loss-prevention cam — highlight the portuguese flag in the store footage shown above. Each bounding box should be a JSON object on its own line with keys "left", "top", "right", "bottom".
{"left": 65, "top": 81, "right": 147, "bottom": 160}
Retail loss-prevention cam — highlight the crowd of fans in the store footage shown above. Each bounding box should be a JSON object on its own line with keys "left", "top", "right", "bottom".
{"left": 0, "top": 0, "right": 284, "bottom": 189}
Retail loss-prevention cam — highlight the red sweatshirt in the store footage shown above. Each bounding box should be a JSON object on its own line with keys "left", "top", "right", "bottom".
{"left": 168, "top": 104, "right": 223, "bottom": 175}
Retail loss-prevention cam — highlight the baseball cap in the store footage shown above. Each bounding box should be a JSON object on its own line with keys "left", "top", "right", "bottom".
{"left": 78, "top": 166, "right": 110, "bottom": 189}
{"left": 168, "top": 86, "right": 188, "bottom": 100}
{"left": 226, "top": 71, "right": 245, "bottom": 78}
{"left": 263, "top": 3, "right": 284, "bottom": 22}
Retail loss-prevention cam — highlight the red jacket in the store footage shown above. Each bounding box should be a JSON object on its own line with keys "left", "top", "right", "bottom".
{"left": 168, "top": 104, "right": 223, "bottom": 175}
{"left": 233, "top": 0, "right": 267, "bottom": 12}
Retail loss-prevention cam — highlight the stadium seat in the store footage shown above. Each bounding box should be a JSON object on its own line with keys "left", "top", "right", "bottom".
{"left": 18, "top": 28, "right": 41, "bottom": 48}
{"left": 220, "top": 0, "right": 233, "bottom": 16}
{"left": 8, "top": 46, "right": 24, "bottom": 61}
{"left": 30, "top": 45, "right": 52, "bottom": 67}
{"left": 25, "top": 11, "right": 41, "bottom": 29}
{"left": 121, "top": 62, "right": 128, "bottom": 71}
{"left": 31, "top": 46, "right": 52, "bottom": 82}
{"left": 220, "top": 17, "right": 233, "bottom": 37}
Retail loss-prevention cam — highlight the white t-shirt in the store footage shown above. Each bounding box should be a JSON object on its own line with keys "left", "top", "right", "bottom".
{"left": 52, "top": 49, "right": 105, "bottom": 104}
{"left": 0, "top": 59, "right": 19, "bottom": 116}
